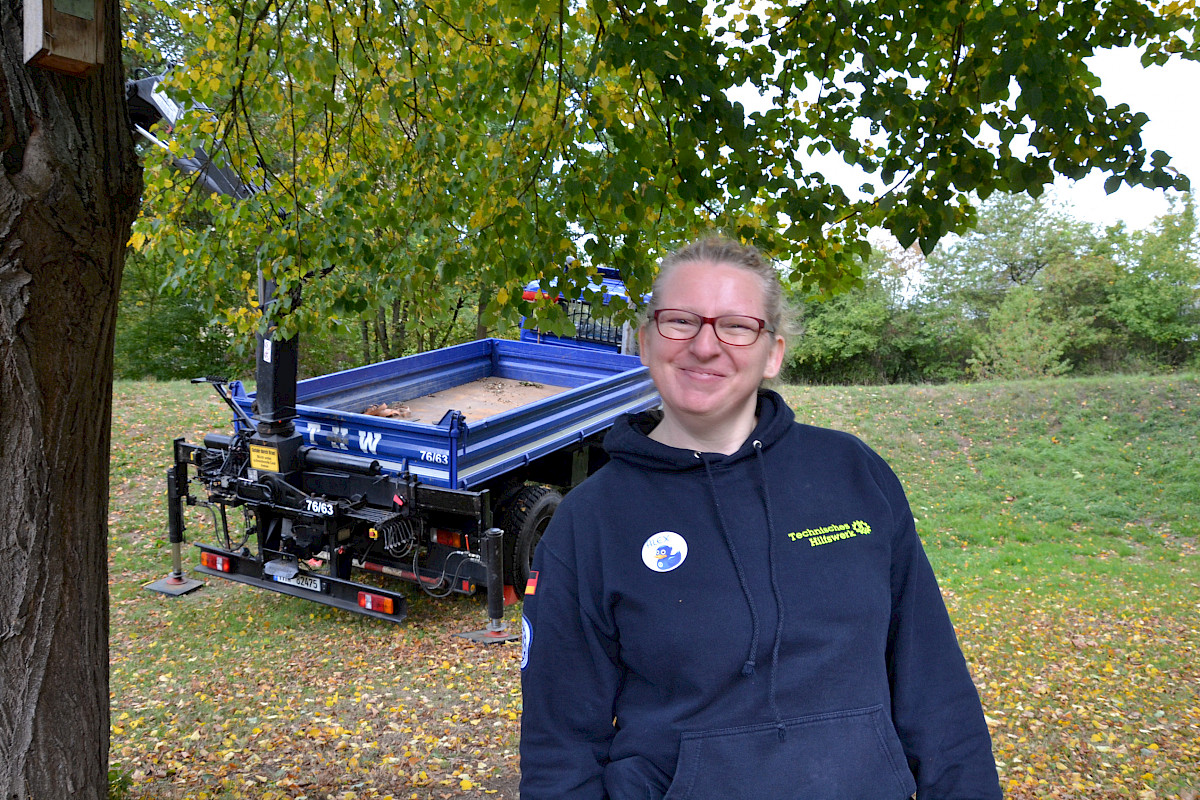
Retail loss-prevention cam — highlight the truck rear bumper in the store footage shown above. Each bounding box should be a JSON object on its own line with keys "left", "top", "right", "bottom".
{"left": 194, "top": 544, "right": 410, "bottom": 623}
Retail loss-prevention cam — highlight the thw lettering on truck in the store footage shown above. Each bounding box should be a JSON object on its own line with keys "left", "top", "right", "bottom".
{"left": 304, "top": 422, "right": 383, "bottom": 455}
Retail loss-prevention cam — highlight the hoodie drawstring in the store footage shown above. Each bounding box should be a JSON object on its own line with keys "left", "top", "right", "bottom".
{"left": 702, "top": 444, "right": 788, "bottom": 742}
{"left": 754, "top": 440, "right": 788, "bottom": 743}
{"left": 700, "top": 454, "right": 761, "bottom": 678}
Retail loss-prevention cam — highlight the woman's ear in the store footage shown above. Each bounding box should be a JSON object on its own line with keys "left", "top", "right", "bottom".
{"left": 762, "top": 332, "right": 785, "bottom": 380}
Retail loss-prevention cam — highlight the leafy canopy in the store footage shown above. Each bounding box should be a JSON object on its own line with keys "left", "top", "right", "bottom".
{"left": 130, "top": 0, "right": 1198, "bottom": 338}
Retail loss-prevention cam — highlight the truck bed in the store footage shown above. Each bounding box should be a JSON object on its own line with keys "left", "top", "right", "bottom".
{"left": 368, "top": 376, "right": 568, "bottom": 424}
{"left": 231, "top": 338, "right": 658, "bottom": 490}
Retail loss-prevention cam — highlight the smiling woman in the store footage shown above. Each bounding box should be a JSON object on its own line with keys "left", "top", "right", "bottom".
{"left": 518, "top": 236, "right": 1004, "bottom": 800}
{"left": 636, "top": 244, "right": 787, "bottom": 455}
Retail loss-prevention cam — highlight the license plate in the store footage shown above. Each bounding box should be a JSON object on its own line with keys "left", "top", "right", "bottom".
{"left": 273, "top": 572, "right": 322, "bottom": 593}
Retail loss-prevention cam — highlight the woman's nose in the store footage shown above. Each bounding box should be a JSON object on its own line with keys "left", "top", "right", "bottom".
{"left": 688, "top": 320, "right": 724, "bottom": 355}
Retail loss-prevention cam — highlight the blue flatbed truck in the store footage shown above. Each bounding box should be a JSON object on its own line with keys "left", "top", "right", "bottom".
{"left": 133, "top": 69, "right": 659, "bottom": 623}
{"left": 167, "top": 338, "right": 657, "bottom": 623}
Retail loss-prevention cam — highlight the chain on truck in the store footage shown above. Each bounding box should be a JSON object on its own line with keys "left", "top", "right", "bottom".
{"left": 132, "top": 71, "right": 657, "bottom": 626}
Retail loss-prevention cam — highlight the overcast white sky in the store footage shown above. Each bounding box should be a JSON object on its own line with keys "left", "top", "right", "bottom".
{"left": 1047, "top": 47, "right": 1199, "bottom": 230}
{"left": 732, "top": 44, "right": 1197, "bottom": 233}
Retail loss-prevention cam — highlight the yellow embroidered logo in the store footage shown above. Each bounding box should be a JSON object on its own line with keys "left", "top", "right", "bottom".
{"left": 788, "top": 520, "right": 872, "bottom": 547}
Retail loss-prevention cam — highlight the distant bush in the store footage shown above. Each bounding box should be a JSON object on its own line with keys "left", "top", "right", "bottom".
{"left": 115, "top": 298, "right": 236, "bottom": 381}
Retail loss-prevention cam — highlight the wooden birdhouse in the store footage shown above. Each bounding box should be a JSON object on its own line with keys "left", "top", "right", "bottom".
{"left": 24, "top": 0, "right": 104, "bottom": 77}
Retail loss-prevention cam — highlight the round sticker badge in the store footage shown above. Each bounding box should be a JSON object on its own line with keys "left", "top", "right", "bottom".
{"left": 641, "top": 531, "right": 688, "bottom": 573}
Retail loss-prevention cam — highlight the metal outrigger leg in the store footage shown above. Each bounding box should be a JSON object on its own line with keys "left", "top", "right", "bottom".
{"left": 145, "top": 464, "right": 204, "bottom": 596}
{"left": 457, "top": 528, "right": 519, "bottom": 644}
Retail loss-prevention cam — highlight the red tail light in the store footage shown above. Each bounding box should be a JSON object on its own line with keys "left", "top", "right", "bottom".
{"left": 357, "top": 591, "right": 395, "bottom": 614}
{"left": 434, "top": 528, "right": 466, "bottom": 549}
{"left": 200, "top": 551, "right": 231, "bottom": 572}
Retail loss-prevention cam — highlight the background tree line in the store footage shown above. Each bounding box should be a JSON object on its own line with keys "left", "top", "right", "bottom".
{"left": 114, "top": 0, "right": 1194, "bottom": 384}
{"left": 116, "top": 189, "right": 1199, "bottom": 384}
{"left": 784, "top": 191, "right": 1199, "bottom": 384}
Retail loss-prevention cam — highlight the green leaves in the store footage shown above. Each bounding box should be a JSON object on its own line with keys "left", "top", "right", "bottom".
{"left": 130, "top": 0, "right": 1198, "bottom": 338}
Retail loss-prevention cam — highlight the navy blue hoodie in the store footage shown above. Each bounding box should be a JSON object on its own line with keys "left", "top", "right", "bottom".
{"left": 520, "top": 391, "right": 1001, "bottom": 800}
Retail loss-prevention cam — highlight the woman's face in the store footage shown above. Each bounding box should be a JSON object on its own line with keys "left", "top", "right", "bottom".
{"left": 639, "top": 260, "right": 785, "bottom": 430}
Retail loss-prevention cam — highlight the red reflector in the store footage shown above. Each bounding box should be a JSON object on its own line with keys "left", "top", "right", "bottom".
{"left": 434, "top": 528, "right": 464, "bottom": 549}
{"left": 200, "top": 552, "right": 231, "bottom": 572}
{"left": 357, "top": 591, "right": 394, "bottom": 614}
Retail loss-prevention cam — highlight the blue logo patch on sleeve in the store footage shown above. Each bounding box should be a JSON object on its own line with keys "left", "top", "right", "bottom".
{"left": 521, "top": 614, "right": 532, "bottom": 670}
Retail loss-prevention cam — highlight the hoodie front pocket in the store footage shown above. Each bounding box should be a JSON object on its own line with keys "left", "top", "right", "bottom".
{"left": 663, "top": 705, "right": 916, "bottom": 800}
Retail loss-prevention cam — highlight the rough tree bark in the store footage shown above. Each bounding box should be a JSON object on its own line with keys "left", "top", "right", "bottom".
{"left": 0, "top": 0, "right": 142, "bottom": 796}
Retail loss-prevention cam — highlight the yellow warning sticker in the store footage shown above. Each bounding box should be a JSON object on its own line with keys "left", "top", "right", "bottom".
{"left": 248, "top": 444, "right": 280, "bottom": 472}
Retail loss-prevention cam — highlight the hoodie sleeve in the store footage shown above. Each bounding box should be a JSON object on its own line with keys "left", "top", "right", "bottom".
{"left": 519, "top": 511, "right": 622, "bottom": 800}
{"left": 878, "top": 459, "right": 1003, "bottom": 800}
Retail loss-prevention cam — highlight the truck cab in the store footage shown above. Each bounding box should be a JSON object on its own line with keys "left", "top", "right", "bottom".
{"left": 519, "top": 266, "right": 641, "bottom": 356}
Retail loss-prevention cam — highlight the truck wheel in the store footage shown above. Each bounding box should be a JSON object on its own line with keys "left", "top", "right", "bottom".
{"left": 501, "top": 485, "right": 561, "bottom": 594}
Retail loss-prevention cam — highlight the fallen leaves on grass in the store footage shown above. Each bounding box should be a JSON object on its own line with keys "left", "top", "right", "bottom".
{"left": 109, "top": 379, "right": 1200, "bottom": 799}
{"left": 111, "top": 594, "right": 524, "bottom": 799}
{"left": 954, "top": 589, "right": 1200, "bottom": 799}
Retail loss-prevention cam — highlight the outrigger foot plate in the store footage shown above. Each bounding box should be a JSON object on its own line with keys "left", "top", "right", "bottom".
{"left": 145, "top": 573, "right": 205, "bottom": 596}
{"left": 455, "top": 623, "right": 520, "bottom": 644}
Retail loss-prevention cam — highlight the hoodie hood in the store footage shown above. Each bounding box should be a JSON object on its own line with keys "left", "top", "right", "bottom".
{"left": 603, "top": 389, "right": 797, "bottom": 470}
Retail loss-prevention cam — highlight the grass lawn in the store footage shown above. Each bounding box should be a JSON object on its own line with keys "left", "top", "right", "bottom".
{"left": 109, "top": 374, "right": 1199, "bottom": 799}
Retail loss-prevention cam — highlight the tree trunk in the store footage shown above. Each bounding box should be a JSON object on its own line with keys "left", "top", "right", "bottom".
{"left": 374, "top": 306, "right": 390, "bottom": 360}
{"left": 396, "top": 298, "right": 409, "bottom": 356}
{"left": 475, "top": 289, "right": 489, "bottom": 340}
{"left": 0, "top": 1, "right": 142, "bottom": 796}
{"left": 391, "top": 297, "right": 402, "bottom": 357}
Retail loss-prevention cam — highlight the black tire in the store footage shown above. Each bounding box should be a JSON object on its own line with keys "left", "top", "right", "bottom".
{"left": 500, "top": 485, "right": 561, "bottom": 594}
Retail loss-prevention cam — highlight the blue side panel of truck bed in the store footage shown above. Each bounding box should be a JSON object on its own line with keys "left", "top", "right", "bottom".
{"left": 232, "top": 339, "right": 658, "bottom": 490}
